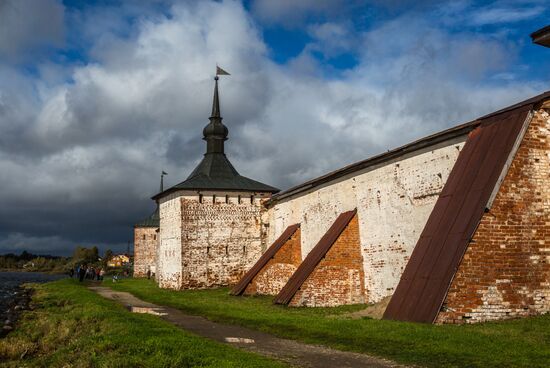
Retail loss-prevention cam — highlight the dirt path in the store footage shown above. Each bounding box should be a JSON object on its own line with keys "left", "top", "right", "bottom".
{"left": 89, "top": 286, "right": 406, "bottom": 368}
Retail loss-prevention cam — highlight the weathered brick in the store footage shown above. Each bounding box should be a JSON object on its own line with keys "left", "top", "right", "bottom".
{"left": 133, "top": 227, "right": 158, "bottom": 277}
{"left": 244, "top": 228, "right": 302, "bottom": 295}
{"left": 289, "top": 214, "right": 365, "bottom": 307}
{"left": 437, "top": 108, "right": 550, "bottom": 324}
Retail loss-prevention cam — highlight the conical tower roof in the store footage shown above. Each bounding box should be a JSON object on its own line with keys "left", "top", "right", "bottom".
{"left": 153, "top": 76, "right": 279, "bottom": 200}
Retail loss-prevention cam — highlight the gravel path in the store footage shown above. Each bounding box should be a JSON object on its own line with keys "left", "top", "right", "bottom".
{"left": 89, "top": 286, "right": 406, "bottom": 368}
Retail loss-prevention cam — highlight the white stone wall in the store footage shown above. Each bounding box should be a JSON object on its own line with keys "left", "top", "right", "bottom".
{"left": 267, "top": 136, "right": 467, "bottom": 303}
{"left": 180, "top": 191, "right": 270, "bottom": 288}
{"left": 157, "top": 190, "right": 271, "bottom": 290}
{"left": 158, "top": 191, "right": 184, "bottom": 289}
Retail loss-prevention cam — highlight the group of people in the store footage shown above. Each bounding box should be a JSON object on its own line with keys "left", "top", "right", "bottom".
{"left": 69, "top": 265, "right": 105, "bottom": 282}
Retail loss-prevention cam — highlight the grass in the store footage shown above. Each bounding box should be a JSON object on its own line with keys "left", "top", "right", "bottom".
{"left": 0, "top": 279, "right": 287, "bottom": 368}
{"left": 111, "top": 278, "right": 550, "bottom": 368}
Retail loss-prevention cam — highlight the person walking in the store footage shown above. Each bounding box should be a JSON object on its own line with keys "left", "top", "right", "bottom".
{"left": 78, "top": 265, "right": 86, "bottom": 282}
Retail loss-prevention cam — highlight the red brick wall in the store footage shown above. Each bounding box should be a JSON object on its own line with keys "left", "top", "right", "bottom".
{"left": 134, "top": 227, "right": 158, "bottom": 277}
{"left": 289, "top": 214, "right": 365, "bottom": 307}
{"left": 244, "top": 228, "right": 302, "bottom": 295}
{"left": 437, "top": 108, "right": 550, "bottom": 323}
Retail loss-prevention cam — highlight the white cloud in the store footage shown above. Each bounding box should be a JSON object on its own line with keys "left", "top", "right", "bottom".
{"left": 470, "top": 6, "right": 544, "bottom": 26}
{"left": 0, "top": 0, "right": 547, "bottom": 254}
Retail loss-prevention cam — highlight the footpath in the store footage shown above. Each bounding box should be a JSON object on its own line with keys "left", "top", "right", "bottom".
{"left": 89, "top": 286, "right": 406, "bottom": 368}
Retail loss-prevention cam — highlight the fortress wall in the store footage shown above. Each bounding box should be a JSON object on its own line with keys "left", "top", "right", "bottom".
{"left": 267, "top": 135, "right": 467, "bottom": 303}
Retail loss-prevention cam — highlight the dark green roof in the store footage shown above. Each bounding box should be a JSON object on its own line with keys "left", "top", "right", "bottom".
{"left": 152, "top": 76, "right": 279, "bottom": 200}
{"left": 134, "top": 207, "right": 159, "bottom": 228}
{"left": 153, "top": 154, "right": 279, "bottom": 199}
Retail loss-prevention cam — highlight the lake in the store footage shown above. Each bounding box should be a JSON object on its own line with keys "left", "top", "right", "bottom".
{"left": 0, "top": 271, "right": 66, "bottom": 319}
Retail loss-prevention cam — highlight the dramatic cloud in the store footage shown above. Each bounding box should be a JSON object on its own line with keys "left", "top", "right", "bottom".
{"left": 0, "top": 0, "right": 65, "bottom": 61}
{"left": 0, "top": 0, "right": 547, "bottom": 255}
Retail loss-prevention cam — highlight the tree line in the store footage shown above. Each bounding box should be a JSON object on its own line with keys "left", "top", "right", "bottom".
{"left": 0, "top": 247, "right": 124, "bottom": 274}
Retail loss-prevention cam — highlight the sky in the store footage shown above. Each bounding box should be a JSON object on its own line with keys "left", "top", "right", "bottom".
{"left": 0, "top": 0, "right": 548, "bottom": 256}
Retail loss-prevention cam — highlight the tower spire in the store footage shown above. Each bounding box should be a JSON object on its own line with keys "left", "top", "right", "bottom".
{"left": 211, "top": 76, "right": 220, "bottom": 118}
{"left": 203, "top": 76, "right": 228, "bottom": 154}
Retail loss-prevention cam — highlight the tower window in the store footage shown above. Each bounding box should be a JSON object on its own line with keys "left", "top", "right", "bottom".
{"left": 243, "top": 246, "right": 246, "bottom": 254}
{"left": 153, "top": 234, "right": 157, "bottom": 240}
{"left": 212, "top": 194, "right": 216, "bottom": 203}
{"left": 199, "top": 194, "right": 203, "bottom": 203}
{"left": 142, "top": 234, "right": 146, "bottom": 240}
{"left": 225, "top": 195, "right": 229, "bottom": 204}
{"left": 207, "top": 246, "right": 210, "bottom": 254}
{"left": 250, "top": 195, "right": 254, "bottom": 204}
{"left": 237, "top": 195, "right": 241, "bottom": 204}
{"left": 225, "top": 245, "right": 229, "bottom": 255}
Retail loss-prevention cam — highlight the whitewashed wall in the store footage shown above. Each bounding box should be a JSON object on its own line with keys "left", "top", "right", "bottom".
{"left": 158, "top": 191, "right": 184, "bottom": 289}
{"left": 267, "top": 136, "right": 467, "bottom": 303}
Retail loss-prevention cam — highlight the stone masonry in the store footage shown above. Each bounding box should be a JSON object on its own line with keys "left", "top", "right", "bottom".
{"left": 157, "top": 190, "right": 271, "bottom": 289}
{"left": 436, "top": 108, "right": 550, "bottom": 324}
{"left": 180, "top": 192, "right": 269, "bottom": 289}
{"left": 244, "top": 227, "right": 302, "bottom": 295}
{"left": 133, "top": 227, "right": 158, "bottom": 277}
{"left": 289, "top": 214, "right": 365, "bottom": 307}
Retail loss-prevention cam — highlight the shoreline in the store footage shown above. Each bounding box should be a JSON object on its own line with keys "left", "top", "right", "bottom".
{"left": 0, "top": 285, "right": 32, "bottom": 337}
{"left": 0, "top": 271, "right": 67, "bottom": 338}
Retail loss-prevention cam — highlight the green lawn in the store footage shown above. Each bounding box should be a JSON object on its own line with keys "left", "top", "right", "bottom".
{"left": 0, "top": 279, "right": 287, "bottom": 368}
{"left": 111, "top": 278, "right": 550, "bottom": 368}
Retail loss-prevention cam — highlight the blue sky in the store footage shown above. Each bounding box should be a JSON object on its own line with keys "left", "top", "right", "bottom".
{"left": 0, "top": 0, "right": 548, "bottom": 255}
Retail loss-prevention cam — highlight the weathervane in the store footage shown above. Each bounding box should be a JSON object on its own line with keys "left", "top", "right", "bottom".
{"left": 215, "top": 65, "right": 230, "bottom": 80}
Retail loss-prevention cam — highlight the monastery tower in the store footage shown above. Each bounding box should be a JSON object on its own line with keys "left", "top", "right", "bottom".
{"left": 152, "top": 76, "right": 279, "bottom": 289}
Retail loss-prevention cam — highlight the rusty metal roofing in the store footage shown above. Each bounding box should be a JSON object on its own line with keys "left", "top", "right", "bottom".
{"left": 230, "top": 224, "right": 300, "bottom": 296}
{"left": 274, "top": 209, "right": 357, "bottom": 305}
{"left": 383, "top": 104, "right": 534, "bottom": 323}
{"left": 267, "top": 91, "right": 550, "bottom": 206}
{"left": 531, "top": 25, "right": 550, "bottom": 47}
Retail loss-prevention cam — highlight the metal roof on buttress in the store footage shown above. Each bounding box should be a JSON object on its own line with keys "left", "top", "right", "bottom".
{"left": 230, "top": 224, "right": 301, "bottom": 296}
{"left": 383, "top": 102, "right": 535, "bottom": 323}
{"left": 274, "top": 210, "right": 357, "bottom": 305}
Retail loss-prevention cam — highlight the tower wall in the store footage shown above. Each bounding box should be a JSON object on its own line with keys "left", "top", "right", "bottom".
{"left": 158, "top": 192, "right": 184, "bottom": 289}
{"left": 179, "top": 191, "right": 270, "bottom": 288}
{"left": 133, "top": 227, "right": 158, "bottom": 277}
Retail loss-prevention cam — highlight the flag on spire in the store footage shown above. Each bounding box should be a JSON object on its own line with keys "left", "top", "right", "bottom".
{"left": 216, "top": 66, "right": 230, "bottom": 76}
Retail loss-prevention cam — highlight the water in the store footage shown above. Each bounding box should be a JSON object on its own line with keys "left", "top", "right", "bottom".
{"left": 0, "top": 272, "right": 66, "bottom": 315}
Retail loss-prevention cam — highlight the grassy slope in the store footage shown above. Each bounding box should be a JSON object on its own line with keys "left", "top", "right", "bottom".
{"left": 0, "top": 279, "right": 286, "bottom": 368}
{"left": 111, "top": 278, "right": 550, "bottom": 368}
